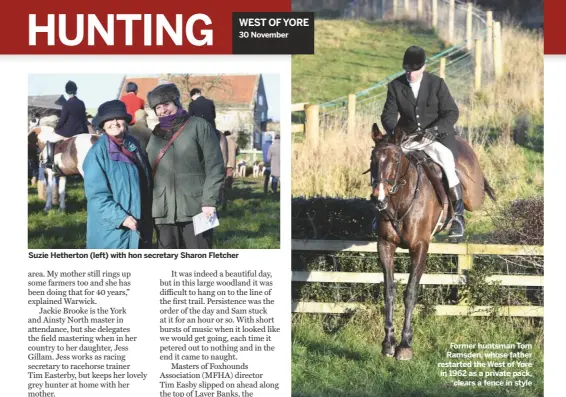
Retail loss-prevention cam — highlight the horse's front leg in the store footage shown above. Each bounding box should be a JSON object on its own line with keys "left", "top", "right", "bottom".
{"left": 378, "top": 238, "right": 397, "bottom": 356}
{"left": 44, "top": 168, "right": 54, "bottom": 211}
{"left": 396, "top": 240, "right": 429, "bottom": 361}
{"left": 58, "top": 176, "right": 66, "bottom": 212}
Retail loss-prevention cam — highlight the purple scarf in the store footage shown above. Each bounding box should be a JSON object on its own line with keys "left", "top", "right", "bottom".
{"left": 106, "top": 133, "right": 137, "bottom": 163}
{"left": 159, "top": 107, "right": 188, "bottom": 130}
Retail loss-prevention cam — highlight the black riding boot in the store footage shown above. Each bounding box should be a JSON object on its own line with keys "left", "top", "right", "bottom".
{"left": 44, "top": 141, "right": 56, "bottom": 169}
{"left": 449, "top": 184, "right": 465, "bottom": 239}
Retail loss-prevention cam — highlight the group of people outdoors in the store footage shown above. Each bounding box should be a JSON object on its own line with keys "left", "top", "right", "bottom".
{"left": 35, "top": 79, "right": 273, "bottom": 249}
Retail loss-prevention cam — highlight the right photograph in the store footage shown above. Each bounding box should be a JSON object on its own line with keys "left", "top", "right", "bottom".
{"left": 291, "top": 1, "right": 543, "bottom": 396}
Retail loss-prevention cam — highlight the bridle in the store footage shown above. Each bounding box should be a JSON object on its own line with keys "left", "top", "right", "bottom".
{"left": 370, "top": 143, "right": 407, "bottom": 197}
{"left": 369, "top": 141, "right": 422, "bottom": 237}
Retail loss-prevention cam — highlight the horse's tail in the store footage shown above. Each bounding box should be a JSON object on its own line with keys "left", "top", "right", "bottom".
{"left": 483, "top": 174, "right": 496, "bottom": 202}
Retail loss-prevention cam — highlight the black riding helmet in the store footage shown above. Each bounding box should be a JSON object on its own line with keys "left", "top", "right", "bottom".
{"left": 126, "top": 82, "right": 138, "bottom": 93}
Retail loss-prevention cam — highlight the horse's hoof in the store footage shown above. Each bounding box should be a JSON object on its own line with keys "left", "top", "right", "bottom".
{"left": 44, "top": 208, "right": 51, "bottom": 213}
{"left": 58, "top": 208, "right": 66, "bottom": 213}
{"left": 382, "top": 342, "right": 396, "bottom": 357}
{"left": 395, "top": 346, "right": 413, "bottom": 361}
{"left": 382, "top": 345, "right": 395, "bottom": 357}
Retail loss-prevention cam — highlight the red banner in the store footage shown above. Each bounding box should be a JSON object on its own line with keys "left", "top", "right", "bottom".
{"left": 0, "top": 0, "right": 291, "bottom": 54}
{"left": 545, "top": 0, "right": 561, "bottom": 54}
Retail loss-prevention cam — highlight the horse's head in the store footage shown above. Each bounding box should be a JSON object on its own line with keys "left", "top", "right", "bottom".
{"left": 370, "top": 124, "right": 407, "bottom": 210}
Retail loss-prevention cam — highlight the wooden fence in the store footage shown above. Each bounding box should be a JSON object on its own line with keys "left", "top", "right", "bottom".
{"left": 291, "top": 240, "right": 544, "bottom": 317}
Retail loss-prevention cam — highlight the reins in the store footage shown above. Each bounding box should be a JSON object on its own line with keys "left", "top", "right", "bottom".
{"left": 369, "top": 143, "right": 423, "bottom": 238}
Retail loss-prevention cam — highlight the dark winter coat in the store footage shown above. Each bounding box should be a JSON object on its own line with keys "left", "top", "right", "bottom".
{"left": 188, "top": 96, "right": 216, "bottom": 129}
{"left": 55, "top": 96, "right": 88, "bottom": 138}
{"left": 146, "top": 114, "right": 225, "bottom": 225}
{"left": 381, "top": 71, "right": 459, "bottom": 158}
{"left": 129, "top": 119, "right": 152, "bottom": 155}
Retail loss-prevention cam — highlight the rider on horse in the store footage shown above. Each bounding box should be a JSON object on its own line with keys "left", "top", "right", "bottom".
{"left": 380, "top": 46, "right": 465, "bottom": 238}
{"left": 44, "top": 80, "right": 89, "bottom": 169}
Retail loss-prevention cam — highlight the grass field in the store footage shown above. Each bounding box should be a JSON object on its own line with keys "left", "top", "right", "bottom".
{"left": 292, "top": 19, "right": 446, "bottom": 104}
{"left": 293, "top": 312, "right": 543, "bottom": 397}
{"left": 28, "top": 177, "right": 280, "bottom": 249}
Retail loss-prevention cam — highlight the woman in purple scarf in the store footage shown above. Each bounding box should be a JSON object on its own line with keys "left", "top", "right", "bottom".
{"left": 83, "top": 100, "right": 153, "bottom": 249}
{"left": 146, "top": 83, "right": 225, "bottom": 249}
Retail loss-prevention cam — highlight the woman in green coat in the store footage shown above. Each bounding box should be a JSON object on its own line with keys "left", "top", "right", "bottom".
{"left": 146, "top": 83, "right": 225, "bottom": 249}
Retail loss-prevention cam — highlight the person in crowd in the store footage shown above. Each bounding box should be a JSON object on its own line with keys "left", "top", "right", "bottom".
{"left": 44, "top": 81, "right": 88, "bottom": 168}
{"left": 380, "top": 45, "right": 463, "bottom": 238}
{"left": 120, "top": 81, "right": 145, "bottom": 125}
{"left": 188, "top": 88, "right": 216, "bottom": 129}
{"left": 224, "top": 131, "right": 239, "bottom": 190}
{"left": 262, "top": 133, "right": 273, "bottom": 194}
{"left": 267, "top": 134, "right": 280, "bottom": 194}
{"left": 55, "top": 81, "right": 88, "bottom": 138}
{"left": 146, "top": 83, "right": 225, "bottom": 249}
{"left": 128, "top": 109, "right": 152, "bottom": 154}
{"left": 216, "top": 129, "right": 229, "bottom": 210}
{"left": 83, "top": 100, "right": 153, "bottom": 249}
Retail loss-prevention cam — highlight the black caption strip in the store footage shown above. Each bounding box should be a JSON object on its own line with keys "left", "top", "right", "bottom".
{"left": 232, "top": 12, "right": 314, "bottom": 54}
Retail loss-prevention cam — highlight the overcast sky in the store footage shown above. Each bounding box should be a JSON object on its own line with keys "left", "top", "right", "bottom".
{"left": 28, "top": 73, "right": 280, "bottom": 121}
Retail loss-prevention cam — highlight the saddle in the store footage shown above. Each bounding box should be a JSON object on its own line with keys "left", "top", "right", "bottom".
{"left": 407, "top": 151, "right": 453, "bottom": 235}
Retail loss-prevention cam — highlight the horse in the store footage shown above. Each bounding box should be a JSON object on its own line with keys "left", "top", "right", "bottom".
{"left": 28, "top": 126, "right": 100, "bottom": 212}
{"left": 369, "top": 123, "right": 496, "bottom": 361}
{"left": 253, "top": 161, "right": 265, "bottom": 178}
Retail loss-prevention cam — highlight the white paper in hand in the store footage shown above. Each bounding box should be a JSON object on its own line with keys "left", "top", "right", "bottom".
{"left": 193, "top": 211, "right": 220, "bottom": 235}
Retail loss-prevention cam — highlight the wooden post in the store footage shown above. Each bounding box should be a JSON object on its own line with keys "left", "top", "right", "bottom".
{"left": 305, "top": 104, "right": 320, "bottom": 147}
{"left": 474, "top": 39, "right": 482, "bottom": 91}
{"left": 466, "top": 3, "right": 473, "bottom": 50}
{"left": 404, "top": 0, "right": 409, "bottom": 17}
{"left": 393, "top": 0, "right": 398, "bottom": 17}
{"left": 347, "top": 94, "right": 356, "bottom": 135}
{"left": 448, "top": 0, "right": 455, "bottom": 43}
{"left": 486, "top": 11, "right": 493, "bottom": 56}
{"left": 381, "top": 0, "right": 386, "bottom": 19}
{"left": 493, "top": 21, "right": 503, "bottom": 79}
{"left": 457, "top": 251, "right": 473, "bottom": 305}
{"left": 417, "top": 0, "right": 423, "bottom": 19}
{"left": 432, "top": 0, "right": 438, "bottom": 29}
{"left": 439, "top": 57, "right": 446, "bottom": 79}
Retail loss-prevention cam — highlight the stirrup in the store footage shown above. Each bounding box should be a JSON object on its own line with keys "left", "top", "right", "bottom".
{"left": 448, "top": 218, "right": 465, "bottom": 238}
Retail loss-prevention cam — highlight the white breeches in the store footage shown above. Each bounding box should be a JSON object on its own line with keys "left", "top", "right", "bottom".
{"left": 402, "top": 141, "right": 460, "bottom": 188}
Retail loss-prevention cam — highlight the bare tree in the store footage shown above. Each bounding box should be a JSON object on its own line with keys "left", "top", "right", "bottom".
{"left": 159, "top": 74, "right": 232, "bottom": 109}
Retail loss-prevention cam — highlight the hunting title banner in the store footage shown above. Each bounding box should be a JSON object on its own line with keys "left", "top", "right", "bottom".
{"left": 0, "top": 0, "right": 317, "bottom": 54}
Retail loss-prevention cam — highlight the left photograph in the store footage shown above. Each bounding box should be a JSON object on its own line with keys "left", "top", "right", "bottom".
{"left": 28, "top": 73, "right": 281, "bottom": 249}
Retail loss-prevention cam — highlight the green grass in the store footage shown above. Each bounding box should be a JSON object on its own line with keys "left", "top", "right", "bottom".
{"left": 292, "top": 19, "right": 446, "bottom": 104}
{"left": 293, "top": 312, "right": 543, "bottom": 397}
{"left": 28, "top": 177, "right": 280, "bottom": 249}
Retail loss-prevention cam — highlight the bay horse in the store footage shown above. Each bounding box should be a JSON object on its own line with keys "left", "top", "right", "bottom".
{"left": 369, "top": 123, "right": 496, "bottom": 360}
{"left": 28, "top": 126, "right": 100, "bottom": 212}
